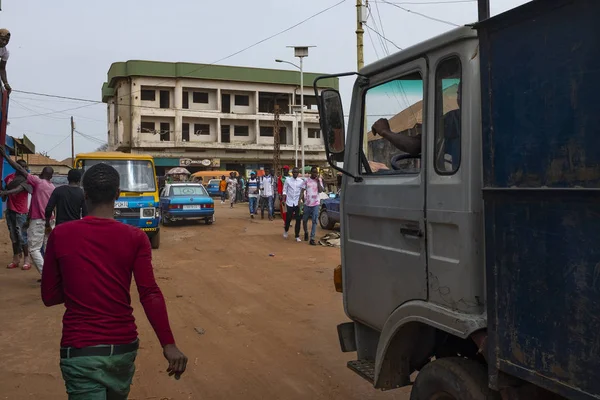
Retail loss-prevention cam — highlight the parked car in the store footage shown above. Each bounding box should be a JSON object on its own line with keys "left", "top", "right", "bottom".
{"left": 206, "top": 179, "right": 221, "bottom": 197}
{"left": 319, "top": 190, "right": 340, "bottom": 229}
{"left": 51, "top": 174, "right": 68, "bottom": 187}
{"left": 160, "top": 183, "right": 215, "bottom": 225}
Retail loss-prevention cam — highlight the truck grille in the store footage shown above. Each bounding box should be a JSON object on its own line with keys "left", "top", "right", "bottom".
{"left": 114, "top": 208, "right": 139, "bottom": 218}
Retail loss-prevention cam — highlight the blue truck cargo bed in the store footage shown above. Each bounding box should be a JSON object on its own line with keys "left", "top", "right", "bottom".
{"left": 480, "top": 1, "right": 600, "bottom": 398}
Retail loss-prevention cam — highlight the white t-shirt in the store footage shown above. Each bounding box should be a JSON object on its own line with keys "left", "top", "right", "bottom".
{"left": 0, "top": 47, "right": 10, "bottom": 61}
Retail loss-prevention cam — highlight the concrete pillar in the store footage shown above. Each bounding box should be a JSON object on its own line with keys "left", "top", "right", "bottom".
{"left": 217, "top": 118, "right": 222, "bottom": 143}
{"left": 173, "top": 79, "right": 183, "bottom": 143}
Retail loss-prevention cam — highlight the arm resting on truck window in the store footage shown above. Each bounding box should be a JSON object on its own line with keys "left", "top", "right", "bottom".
{"left": 372, "top": 118, "right": 422, "bottom": 155}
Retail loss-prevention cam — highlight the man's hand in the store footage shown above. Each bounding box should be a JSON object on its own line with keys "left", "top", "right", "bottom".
{"left": 4, "top": 84, "right": 11, "bottom": 95}
{"left": 372, "top": 118, "right": 391, "bottom": 136}
{"left": 23, "top": 218, "right": 30, "bottom": 230}
{"left": 163, "top": 344, "right": 188, "bottom": 380}
{"left": 45, "top": 222, "right": 53, "bottom": 236}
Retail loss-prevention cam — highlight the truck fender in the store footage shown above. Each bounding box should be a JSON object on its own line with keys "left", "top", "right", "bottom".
{"left": 373, "top": 300, "right": 487, "bottom": 389}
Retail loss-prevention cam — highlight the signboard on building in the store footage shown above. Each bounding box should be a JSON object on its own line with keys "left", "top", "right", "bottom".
{"left": 179, "top": 158, "right": 220, "bottom": 168}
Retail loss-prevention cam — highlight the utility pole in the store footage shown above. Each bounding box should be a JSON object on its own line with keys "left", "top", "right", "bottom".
{"left": 356, "top": 0, "right": 366, "bottom": 71}
{"left": 357, "top": 1, "right": 368, "bottom": 155}
{"left": 478, "top": 0, "right": 490, "bottom": 21}
{"left": 71, "top": 116, "right": 75, "bottom": 162}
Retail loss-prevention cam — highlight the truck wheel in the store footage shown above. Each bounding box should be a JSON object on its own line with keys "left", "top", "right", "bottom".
{"left": 410, "top": 357, "right": 499, "bottom": 400}
{"left": 150, "top": 231, "right": 160, "bottom": 250}
{"left": 319, "top": 209, "right": 336, "bottom": 230}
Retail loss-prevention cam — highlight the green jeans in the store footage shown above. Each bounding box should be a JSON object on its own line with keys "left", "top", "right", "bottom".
{"left": 59, "top": 350, "right": 137, "bottom": 400}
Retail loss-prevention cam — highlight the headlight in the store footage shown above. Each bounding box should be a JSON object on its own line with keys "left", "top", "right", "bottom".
{"left": 141, "top": 207, "right": 155, "bottom": 218}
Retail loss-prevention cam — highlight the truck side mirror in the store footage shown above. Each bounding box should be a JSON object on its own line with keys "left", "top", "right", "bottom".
{"left": 320, "top": 89, "right": 345, "bottom": 162}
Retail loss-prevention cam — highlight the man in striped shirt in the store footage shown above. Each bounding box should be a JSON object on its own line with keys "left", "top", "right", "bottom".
{"left": 246, "top": 172, "right": 260, "bottom": 219}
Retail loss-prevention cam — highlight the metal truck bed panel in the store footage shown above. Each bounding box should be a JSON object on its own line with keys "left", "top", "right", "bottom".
{"left": 479, "top": 1, "right": 600, "bottom": 398}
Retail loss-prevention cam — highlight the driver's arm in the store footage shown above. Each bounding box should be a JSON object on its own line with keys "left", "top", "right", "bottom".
{"left": 372, "top": 118, "right": 421, "bottom": 155}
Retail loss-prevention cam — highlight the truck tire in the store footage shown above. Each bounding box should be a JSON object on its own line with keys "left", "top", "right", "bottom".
{"left": 410, "top": 357, "right": 499, "bottom": 400}
{"left": 150, "top": 231, "right": 160, "bottom": 250}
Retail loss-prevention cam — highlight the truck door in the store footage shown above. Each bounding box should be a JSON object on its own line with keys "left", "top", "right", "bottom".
{"left": 344, "top": 59, "right": 428, "bottom": 330}
{"left": 425, "top": 49, "right": 484, "bottom": 314}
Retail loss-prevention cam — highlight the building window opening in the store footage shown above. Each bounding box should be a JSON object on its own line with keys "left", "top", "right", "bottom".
{"left": 234, "top": 125, "right": 249, "bottom": 136}
{"left": 195, "top": 124, "right": 210, "bottom": 135}
{"left": 182, "top": 92, "right": 189, "bottom": 109}
{"left": 260, "top": 126, "right": 274, "bottom": 137}
{"left": 221, "top": 125, "right": 231, "bottom": 143}
{"left": 234, "top": 95, "right": 250, "bottom": 107}
{"left": 308, "top": 128, "right": 321, "bottom": 139}
{"left": 141, "top": 121, "right": 155, "bottom": 134}
{"left": 193, "top": 92, "right": 209, "bottom": 104}
{"left": 160, "top": 122, "right": 170, "bottom": 141}
{"left": 182, "top": 123, "right": 190, "bottom": 141}
{"left": 160, "top": 91, "right": 170, "bottom": 109}
{"left": 141, "top": 89, "right": 155, "bottom": 102}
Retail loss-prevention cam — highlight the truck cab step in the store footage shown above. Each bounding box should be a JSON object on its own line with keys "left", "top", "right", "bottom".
{"left": 347, "top": 359, "right": 375, "bottom": 383}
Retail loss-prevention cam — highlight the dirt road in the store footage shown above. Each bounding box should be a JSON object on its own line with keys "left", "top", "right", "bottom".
{"left": 0, "top": 204, "right": 411, "bottom": 399}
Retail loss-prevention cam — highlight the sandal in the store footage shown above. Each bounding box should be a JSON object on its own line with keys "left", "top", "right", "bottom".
{"left": 7, "top": 262, "right": 18, "bottom": 269}
{"left": 21, "top": 264, "right": 32, "bottom": 271}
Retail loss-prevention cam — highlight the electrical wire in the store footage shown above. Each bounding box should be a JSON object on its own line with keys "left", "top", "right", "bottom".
{"left": 10, "top": 102, "right": 97, "bottom": 120}
{"left": 120, "top": 0, "right": 347, "bottom": 100}
{"left": 378, "top": 0, "right": 460, "bottom": 26}
{"left": 373, "top": 0, "right": 474, "bottom": 4}
{"left": 364, "top": 24, "right": 403, "bottom": 51}
{"left": 45, "top": 134, "right": 72, "bottom": 154}
{"left": 373, "top": 1, "right": 390, "bottom": 54}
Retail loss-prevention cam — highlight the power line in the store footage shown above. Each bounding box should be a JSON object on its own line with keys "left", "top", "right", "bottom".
{"left": 364, "top": 24, "right": 403, "bottom": 50}
{"left": 379, "top": 0, "right": 460, "bottom": 26}
{"left": 9, "top": 97, "right": 107, "bottom": 124}
{"left": 123, "top": 0, "right": 347, "bottom": 100}
{"left": 13, "top": 89, "right": 100, "bottom": 104}
{"left": 373, "top": 1, "right": 390, "bottom": 54}
{"left": 373, "top": 0, "right": 474, "bottom": 4}
{"left": 10, "top": 102, "right": 97, "bottom": 120}
{"left": 45, "top": 134, "right": 72, "bottom": 154}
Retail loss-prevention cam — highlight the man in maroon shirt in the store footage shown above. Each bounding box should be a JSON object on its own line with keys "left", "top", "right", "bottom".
{"left": 42, "top": 163, "right": 187, "bottom": 400}
{"left": 1, "top": 159, "right": 32, "bottom": 269}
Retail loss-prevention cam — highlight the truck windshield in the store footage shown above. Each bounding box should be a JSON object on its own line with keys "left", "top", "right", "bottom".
{"left": 81, "top": 159, "right": 156, "bottom": 192}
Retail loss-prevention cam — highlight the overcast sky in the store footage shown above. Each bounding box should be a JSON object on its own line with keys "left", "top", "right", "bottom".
{"left": 2, "top": 0, "right": 528, "bottom": 161}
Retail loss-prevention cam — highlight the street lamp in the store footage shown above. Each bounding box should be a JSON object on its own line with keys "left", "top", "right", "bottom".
{"left": 277, "top": 46, "right": 314, "bottom": 177}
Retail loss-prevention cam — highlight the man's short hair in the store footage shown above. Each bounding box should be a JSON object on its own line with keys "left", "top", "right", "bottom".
{"left": 16, "top": 159, "right": 27, "bottom": 168}
{"left": 67, "top": 169, "right": 82, "bottom": 183}
{"left": 82, "top": 163, "right": 120, "bottom": 205}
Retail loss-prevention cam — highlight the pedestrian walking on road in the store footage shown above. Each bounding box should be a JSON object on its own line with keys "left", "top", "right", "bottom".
{"left": 246, "top": 171, "right": 259, "bottom": 219}
{"left": 219, "top": 175, "right": 227, "bottom": 204}
{"left": 259, "top": 168, "right": 275, "bottom": 220}
{"left": 301, "top": 166, "right": 325, "bottom": 246}
{"left": 227, "top": 172, "right": 237, "bottom": 208}
{"left": 0, "top": 159, "right": 32, "bottom": 270}
{"left": 42, "top": 163, "right": 187, "bottom": 400}
{"left": 277, "top": 166, "right": 290, "bottom": 225}
{"left": 283, "top": 167, "right": 304, "bottom": 242}
{"left": 44, "top": 169, "right": 87, "bottom": 229}
{"left": 0, "top": 147, "right": 55, "bottom": 276}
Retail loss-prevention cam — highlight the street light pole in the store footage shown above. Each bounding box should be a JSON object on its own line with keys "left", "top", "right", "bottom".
{"left": 300, "top": 55, "right": 305, "bottom": 178}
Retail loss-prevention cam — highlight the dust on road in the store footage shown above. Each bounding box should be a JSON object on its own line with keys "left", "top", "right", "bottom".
{"left": 0, "top": 204, "right": 411, "bottom": 399}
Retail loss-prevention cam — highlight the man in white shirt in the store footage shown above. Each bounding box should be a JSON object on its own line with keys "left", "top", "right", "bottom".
{"left": 282, "top": 167, "right": 304, "bottom": 242}
{"left": 259, "top": 168, "right": 276, "bottom": 221}
{"left": 0, "top": 29, "right": 11, "bottom": 94}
